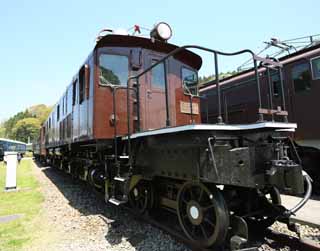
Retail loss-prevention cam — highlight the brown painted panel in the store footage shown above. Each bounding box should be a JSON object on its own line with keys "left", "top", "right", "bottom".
{"left": 285, "top": 60, "right": 320, "bottom": 141}
{"left": 93, "top": 47, "right": 134, "bottom": 139}
{"left": 175, "top": 87, "right": 201, "bottom": 124}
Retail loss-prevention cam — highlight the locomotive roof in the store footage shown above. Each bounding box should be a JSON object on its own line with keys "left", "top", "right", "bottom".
{"left": 95, "top": 34, "right": 203, "bottom": 70}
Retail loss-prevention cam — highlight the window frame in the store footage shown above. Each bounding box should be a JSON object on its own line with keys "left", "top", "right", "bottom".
{"left": 62, "top": 95, "right": 65, "bottom": 116}
{"left": 266, "top": 70, "right": 282, "bottom": 97}
{"left": 65, "top": 92, "right": 68, "bottom": 114}
{"left": 291, "top": 61, "right": 312, "bottom": 94}
{"left": 57, "top": 105, "right": 60, "bottom": 121}
{"left": 310, "top": 55, "right": 320, "bottom": 80}
{"left": 181, "top": 66, "right": 199, "bottom": 96}
{"left": 98, "top": 52, "right": 129, "bottom": 87}
{"left": 79, "top": 66, "right": 85, "bottom": 104}
{"left": 150, "top": 58, "right": 166, "bottom": 90}
{"left": 72, "top": 79, "right": 77, "bottom": 106}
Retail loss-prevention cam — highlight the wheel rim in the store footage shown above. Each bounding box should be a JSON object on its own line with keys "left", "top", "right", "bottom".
{"left": 129, "top": 181, "right": 153, "bottom": 214}
{"left": 177, "top": 182, "right": 229, "bottom": 248}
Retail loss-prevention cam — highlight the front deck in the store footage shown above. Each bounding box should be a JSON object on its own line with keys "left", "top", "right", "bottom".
{"left": 123, "top": 122, "right": 297, "bottom": 139}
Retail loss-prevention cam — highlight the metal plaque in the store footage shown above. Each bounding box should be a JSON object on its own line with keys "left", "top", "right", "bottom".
{"left": 180, "top": 101, "right": 199, "bottom": 115}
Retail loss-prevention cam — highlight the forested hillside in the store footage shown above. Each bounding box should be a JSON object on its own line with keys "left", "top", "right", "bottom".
{"left": 199, "top": 71, "right": 238, "bottom": 85}
{"left": 0, "top": 104, "right": 51, "bottom": 143}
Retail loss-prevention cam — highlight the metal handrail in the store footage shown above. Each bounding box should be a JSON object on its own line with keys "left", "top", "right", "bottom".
{"left": 127, "top": 44, "right": 275, "bottom": 130}
{"left": 110, "top": 85, "right": 137, "bottom": 172}
{"left": 105, "top": 44, "right": 283, "bottom": 168}
{"left": 260, "top": 57, "right": 288, "bottom": 122}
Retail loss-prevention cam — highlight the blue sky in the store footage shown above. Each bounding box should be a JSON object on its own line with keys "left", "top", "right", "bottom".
{"left": 0, "top": 0, "right": 319, "bottom": 121}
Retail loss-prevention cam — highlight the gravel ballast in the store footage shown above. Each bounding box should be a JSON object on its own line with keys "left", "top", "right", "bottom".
{"left": 28, "top": 161, "right": 320, "bottom": 251}
{"left": 27, "top": 163, "right": 189, "bottom": 251}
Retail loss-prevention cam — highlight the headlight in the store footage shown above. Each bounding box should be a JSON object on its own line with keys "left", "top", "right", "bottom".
{"left": 150, "top": 22, "right": 172, "bottom": 41}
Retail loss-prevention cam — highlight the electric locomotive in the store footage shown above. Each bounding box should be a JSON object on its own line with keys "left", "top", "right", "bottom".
{"left": 37, "top": 23, "right": 311, "bottom": 249}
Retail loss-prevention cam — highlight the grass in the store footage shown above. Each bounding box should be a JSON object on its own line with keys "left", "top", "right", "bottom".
{"left": 0, "top": 159, "right": 44, "bottom": 251}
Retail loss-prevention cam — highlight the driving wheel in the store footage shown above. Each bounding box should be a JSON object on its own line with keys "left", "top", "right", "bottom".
{"left": 177, "top": 182, "right": 229, "bottom": 248}
{"left": 129, "top": 181, "right": 154, "bottom": 215}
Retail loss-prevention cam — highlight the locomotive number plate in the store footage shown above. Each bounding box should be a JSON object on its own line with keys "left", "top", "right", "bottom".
{"left": 180, "top": 101, "right": 199, "bottom": 115}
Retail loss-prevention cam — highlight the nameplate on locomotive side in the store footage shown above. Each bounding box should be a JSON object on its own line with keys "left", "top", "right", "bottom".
{"left": 180, "top": 101, "right": 199, "bottom": 115}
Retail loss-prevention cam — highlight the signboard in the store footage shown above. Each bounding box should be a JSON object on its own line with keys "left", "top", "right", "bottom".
{"left": 180, "top": 101, "right": 199, "bottom": 115}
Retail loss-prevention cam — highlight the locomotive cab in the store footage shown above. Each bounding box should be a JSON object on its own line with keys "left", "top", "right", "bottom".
{"left": 94, "top": 33, "right": 203, "bottom": 138}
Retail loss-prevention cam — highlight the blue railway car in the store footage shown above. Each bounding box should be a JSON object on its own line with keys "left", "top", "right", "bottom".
{"left": 0, "top": 138, "right": 27, "bottom": 160}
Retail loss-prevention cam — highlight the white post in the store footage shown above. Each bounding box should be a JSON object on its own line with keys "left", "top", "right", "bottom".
{"left": 4, "top": 151, "right": 17, "bottom": 191}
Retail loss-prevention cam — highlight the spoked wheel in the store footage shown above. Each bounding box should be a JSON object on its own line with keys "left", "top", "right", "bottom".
{"left": 177, "top": 182, "right": 229, "bottom": 248}
{"left": 246, "top": 187, "right": 282, "bottom": 231}
{"left": 129, "top": 181, "right": 154, "bottom": 215}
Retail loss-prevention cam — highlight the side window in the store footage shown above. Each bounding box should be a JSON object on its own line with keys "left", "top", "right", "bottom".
{"left": 182, "top": 67, "right": 198, "bottom": 95}
{"left": 311, "top": 57, "right": 320, "bottom": 80}
{"left": 67, "top": 85, "right": 72, "bottom": 112}
{"left": 72, "top": 80, "right": 77, "bottom": 106}
{"left": 57, "top": 105, "right": 60, "bottom": 121}
{"left": 65, "top": 93, "right": 67, "bottom": 114}
{"left": 271, "top": 72, "right": 282, "bottom": 97}
{"left": 292, "top": 63, "right": 311, "bottom": 93}
{"left": 62, "top": 96, "right": 65, "bottom": 116}
{"left": 99, "top": 54, "right": 128, "bottom": 86}
{"left": 79, "top": 67, "right": 85, "bottom": 104}
{"left": 151, "top": 60, "right": 165, "bottom": 89}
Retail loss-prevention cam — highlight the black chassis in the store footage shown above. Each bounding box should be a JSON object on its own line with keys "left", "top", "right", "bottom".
{"left": 131, "top": 128, "right": 304, "bottom": 195}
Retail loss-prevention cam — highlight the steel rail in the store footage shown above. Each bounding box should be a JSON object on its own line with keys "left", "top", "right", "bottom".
{"left": 266, "top": 229, "right": 320, "bottom": 251}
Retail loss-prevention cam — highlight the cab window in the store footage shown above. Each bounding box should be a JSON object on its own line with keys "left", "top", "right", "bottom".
{"left": 292, "top": 63, "right": 311, "bottom": 93}
{"left": 151, "top": 60, "right": 165, "bottom": 89}
{"left": 99, "top": 54, "right": 128, "bottom": 86}
{"left": 182, "top": 67, "right": 198, "bottom": 95}
{"left": 311, "top": 57, "right": 320, "bottom": 80}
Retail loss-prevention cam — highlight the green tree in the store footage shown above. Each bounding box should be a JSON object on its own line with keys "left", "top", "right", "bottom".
{"left": 0, "top": 124, "right": 5, "bottom": 138}
{"left": 11, "top": 118, "right": 41, "bottom": 142}
{"left": 28, "top": 104, "right": 52, "bottom": 124}
{"left": 3, "top": 110, "right": 33, "bottom": 138}
{"left": 199, "top": 71, "right": 239, "bottom": 86}
{"left": 2, "top": 104, "right": 51, "bottom": 141}
{"left": 100, "top": 66, "right": 121, "bottom": 85}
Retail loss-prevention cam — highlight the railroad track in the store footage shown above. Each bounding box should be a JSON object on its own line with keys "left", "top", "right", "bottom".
{"left": 265, "top": 229, "right": 320, "bottom": 251}
{"left": 125, "top": 206, "right": 320, "bottom": 251}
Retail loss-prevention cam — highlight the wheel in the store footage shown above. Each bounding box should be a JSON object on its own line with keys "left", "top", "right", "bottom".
{"left": 246, "top": 187, "right": 281, "bottom": 231}
{"left": 177, "top": 182, "right": 229, "bottom": 248}
{"left": 129, "top": 181, "right": 154, "bottom": 215}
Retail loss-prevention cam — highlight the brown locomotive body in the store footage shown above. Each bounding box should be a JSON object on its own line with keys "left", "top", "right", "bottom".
{"left": 40, "top": 35, "right": 201, "bottom": 151}
{"left": 35, "top": 24, "right": 311, "bottom": 249}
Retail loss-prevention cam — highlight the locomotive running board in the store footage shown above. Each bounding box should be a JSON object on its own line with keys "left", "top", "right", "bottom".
{"left": 123, "top": 122, "right": 297, "bottom": 140}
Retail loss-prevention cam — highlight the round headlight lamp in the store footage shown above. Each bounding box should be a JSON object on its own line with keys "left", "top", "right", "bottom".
{"left": 150, "top": 22, "right": 172, "bottom": 41}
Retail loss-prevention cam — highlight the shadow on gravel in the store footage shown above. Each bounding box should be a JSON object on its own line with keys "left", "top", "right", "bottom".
{"left": 37, "top": 162, "right": 153, "bottom": 250}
